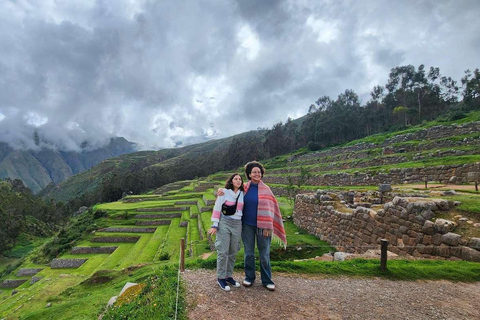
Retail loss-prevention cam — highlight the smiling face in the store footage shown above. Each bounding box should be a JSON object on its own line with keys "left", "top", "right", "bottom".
{"left": 232, "top": 174, "right": 243, "bottom": 190}
{"left": 249, "top": 167, "right": 262, "bottom": 184}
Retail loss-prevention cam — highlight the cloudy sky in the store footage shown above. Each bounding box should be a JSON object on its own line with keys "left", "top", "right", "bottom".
{"left": 0, "top": 0, "right": 479, "bottom": 151}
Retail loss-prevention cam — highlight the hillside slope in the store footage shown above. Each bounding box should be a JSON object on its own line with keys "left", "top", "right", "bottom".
{"left": 42, "top": 130, "right": 266, "bottom": 202}
{"left": 0, "top": 137, "right": 136, "bottom": 193}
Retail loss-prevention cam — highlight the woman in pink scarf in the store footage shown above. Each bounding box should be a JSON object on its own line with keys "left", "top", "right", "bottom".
{"left": 218, "top": 161, "right": 286, "bottom": 291}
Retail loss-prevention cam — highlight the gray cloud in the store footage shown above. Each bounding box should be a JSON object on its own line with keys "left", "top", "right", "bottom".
{"left": 0, "top": 0, "right": 479, "bottom": 150}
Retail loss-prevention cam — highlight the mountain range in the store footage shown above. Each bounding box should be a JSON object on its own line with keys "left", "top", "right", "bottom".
{"left": 0, "top": 137, "right": 136, "bottom": 193}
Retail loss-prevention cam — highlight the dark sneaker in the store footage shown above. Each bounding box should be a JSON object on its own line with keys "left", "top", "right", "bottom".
{"left": 217, "top": 278, "right": 231, "bottom": 292}
{"left": 226, "top": 277, "right": 241, "bottom": 288}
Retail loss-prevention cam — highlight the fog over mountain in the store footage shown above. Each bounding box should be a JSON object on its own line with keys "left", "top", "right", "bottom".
{"left": 0, "top": 0, "right": 479, "bottom": 150}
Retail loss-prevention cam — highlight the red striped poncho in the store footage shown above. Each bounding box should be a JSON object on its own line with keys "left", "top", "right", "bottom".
{"left": 244, "top": 180, "right": 287, "bottom": 248}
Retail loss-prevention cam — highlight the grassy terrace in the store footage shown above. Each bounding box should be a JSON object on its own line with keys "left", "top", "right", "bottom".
{"left": 264, "top": 154, "right": 480, "bottom": 178}
{"left": 3, "top": 158, "right": 480, "bottom": 319}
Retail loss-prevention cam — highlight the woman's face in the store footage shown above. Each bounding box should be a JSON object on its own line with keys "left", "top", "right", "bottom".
{"left": 250, "top": 167, "right": 262, "bottom": 183}
{"left": 232, "top": 175, "right": 243, "bottom": 189}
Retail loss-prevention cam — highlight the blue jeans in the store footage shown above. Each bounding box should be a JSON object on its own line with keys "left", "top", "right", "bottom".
{"left": 241, "top": 223, "right": 273, "bottom": 285}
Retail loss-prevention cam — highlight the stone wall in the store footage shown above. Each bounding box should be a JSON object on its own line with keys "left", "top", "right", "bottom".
{"left": 293, "top": 193, "right": 480, "bottom": 262}
{"left": 91, "top": 236, "right": 140, "bottom": 243}
{"left": 16, "top": 268, "right": 43, "bottom": 277}
{"left": 265, "top": 163, "right": 480, "bottom": 186}
{"left": 294, "top": 121, "right": 480, "bottom": 163}
{"left": 135, "top": 213, "right": 182, "bottom": 219}
{"left": 103, "top": 227, "right": 156, "bottom": 233}
{"left": 136, "top": 206, "right": 188, "bottom": 212}
{"left": 0, "top": 279, "right": 28, "bottom": 288}
{"left": 50, "top": 259, "right": 87, "bottom": 269}
{"left": 70, "top": 247, "right": 118, "bottom": 254}
{"left": 135, "top": 220, "right": 171, "bottom": 226}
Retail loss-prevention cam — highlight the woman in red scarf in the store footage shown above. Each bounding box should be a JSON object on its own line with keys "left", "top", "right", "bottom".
{"left": 218, "top": 161, "right": 286, "bottom": 291}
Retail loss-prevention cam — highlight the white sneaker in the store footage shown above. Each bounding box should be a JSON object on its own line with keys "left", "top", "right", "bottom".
{"left": 242, "top": 279, "right": 253, "bottom": 287}
{"left": 265, "top": 283, "right": 275, "bottom": 291}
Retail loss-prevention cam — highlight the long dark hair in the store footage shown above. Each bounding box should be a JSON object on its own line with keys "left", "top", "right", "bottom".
{"left": 224, "top": 173, "right": 244, "bottom": 191}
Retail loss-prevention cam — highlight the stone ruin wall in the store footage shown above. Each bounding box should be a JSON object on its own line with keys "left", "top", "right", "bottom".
{"left": 294, "top": 121, "right": 480, "bottom": 162}
{"left": 265, "top": 162, "right": 480, "bottom": 186}
{"left": 293, "top": 192, "right": 480, "bottom": 262}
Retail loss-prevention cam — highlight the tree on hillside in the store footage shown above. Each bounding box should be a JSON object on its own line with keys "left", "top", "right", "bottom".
{"left": 462, "top": 68, "right": 480, "bottom": 110}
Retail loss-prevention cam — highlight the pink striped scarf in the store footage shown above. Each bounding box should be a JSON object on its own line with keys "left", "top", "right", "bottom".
{"left": 244, "top": 180, "right": 287, "bottom": 248}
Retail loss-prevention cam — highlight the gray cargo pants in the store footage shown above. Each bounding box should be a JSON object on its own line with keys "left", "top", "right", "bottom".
{"left": 215, "top": 218, "right": 242, "bottom": 279}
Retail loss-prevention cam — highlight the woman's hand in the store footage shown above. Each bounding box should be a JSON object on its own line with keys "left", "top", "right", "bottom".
{"left": 208, "top": 227, "right": 217, "bottom": 235}
{"left": 263, "top": 229, "right": 272, "bottom": 238}
{"left": 216, "top": 188, "right": 225, "bottom": 196}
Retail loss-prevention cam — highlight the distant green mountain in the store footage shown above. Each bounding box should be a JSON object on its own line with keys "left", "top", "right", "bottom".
{"left": 0, "top": 137, "right": 136, "bottom": 193}
{"left": 41, "top": 130, "right": 266, "bottom": 202}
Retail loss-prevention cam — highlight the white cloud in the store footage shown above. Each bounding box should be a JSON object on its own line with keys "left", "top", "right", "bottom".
{"left": 0, "top": 0, "right": 479, "bottom": 151}
{"left": 237, "top": 24, "right": 261, "bottom": 60}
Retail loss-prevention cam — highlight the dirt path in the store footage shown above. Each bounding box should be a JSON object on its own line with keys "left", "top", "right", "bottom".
{"left": 183, "top": 269, "right": 480, "bottom": 320}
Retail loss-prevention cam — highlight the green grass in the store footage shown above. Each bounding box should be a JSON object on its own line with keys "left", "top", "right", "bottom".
{"left": 137, "top": 225, "right": 170, "bottom": 263}
{"left": 97, "top": 243, "right": 136, "bottom": 270}
{"left": 444, "top": 194, "right": 480, "bottom": 214}
{"left": 158, "top": 218, "right": 186, "bottom": 261}
{"left": 95, "top": 200, "right": 176, "bottom": 210}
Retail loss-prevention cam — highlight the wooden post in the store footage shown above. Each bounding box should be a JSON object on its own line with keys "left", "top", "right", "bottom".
{"left": 380, "top": 239, "right": 388, "bottom": 272}
{"left": 180, "top": 238, "right": 185, "bottom": 272}
{"left": 424, "top": 180, "right": 428, "bottom": 189}
{"left": 475, "top": 181, "right": 478, "bottom": 192}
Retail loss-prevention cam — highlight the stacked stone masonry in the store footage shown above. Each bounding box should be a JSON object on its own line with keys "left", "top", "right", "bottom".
{"left": 0, "top": 279, "right": 28, "bottom": 288}
{"left": 135, "top": 213, "right": 182, "bottom": 219}
{"left": 70, "top": 247, "right": 118, "bottom": 254}
{"left": 293, "top": 192, "right": 480, "bottom": 262}
{"left": 50, "top": 259, "right": 87, "bottom": 269}
{"left": 103, "top": 227, "right": 156, "bottom": 233}
{"left": 265, "top": 163, "right": 480, "bottom": 186}
{"left": 91, "top": 236, "right": 140, "bottom": 243}
{"left": 136, "top": 207, "right": 188, "bottom": 212}
{"left": 135, "top": 220, "right": 171, "bottom": 226}
{"left": 16, "top": 268, "right": 43, "bottom": 277}
{"left": 293, "top": 121, "right": 480, "bottom": 163}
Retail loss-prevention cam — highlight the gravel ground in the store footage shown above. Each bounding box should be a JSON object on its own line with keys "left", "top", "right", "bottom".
{"left": 183, "top": 269, "right": 480, "bottom": 320}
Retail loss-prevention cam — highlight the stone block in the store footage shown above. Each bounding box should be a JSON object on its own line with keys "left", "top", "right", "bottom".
{"left": 423, "top": 235, "right": 432, "bottom": 245}
{"left": 441, "top": 233, "right": 461, "bottom": 246}
{"left": 434, "top": 219, "right": 457, "bottom": 234}
{"left": 432, "top": 233, "right": 443, "bottom": 245}
{"left": 379, "top": 184, "right": 392, "bottom": 193}
{"left": 436, "top": 244, "right": 451, "bottom": 257}
{"left": 461, "top": 246, "right": 480, "bottom": 262}
{"left": 30, "top": 276, "right": 42, "bottom": 285}
{"left": 469, "top": 238, "right": 480, "bottom": 249}
{"left": 422, "top": 220, "right": 435, "bottom": 235}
